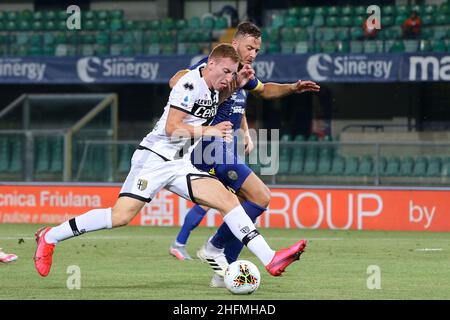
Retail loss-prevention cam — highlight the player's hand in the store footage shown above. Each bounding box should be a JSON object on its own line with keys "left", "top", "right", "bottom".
{"left": 205, "top": 121, "right": 233, "bottom": 142}
{"left": 235, "top": 64, "right": 255, "bottom": 89}
{"left": 290, "top": 80, "right": 321, "bottom": 94}
{"left": 244, "top": 134, "right": 254, "bottom": 155}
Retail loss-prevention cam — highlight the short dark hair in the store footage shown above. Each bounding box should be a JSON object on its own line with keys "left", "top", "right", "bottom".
{"left": 208, "top": 43, "right": 240, "bottom": 63}
{"left": 234, "top": 21, "right": 261, "bottom": 39}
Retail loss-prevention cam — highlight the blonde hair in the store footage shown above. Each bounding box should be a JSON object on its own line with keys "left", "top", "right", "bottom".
{"left": 208, "top": 43, "right": 240, "bottom": 63}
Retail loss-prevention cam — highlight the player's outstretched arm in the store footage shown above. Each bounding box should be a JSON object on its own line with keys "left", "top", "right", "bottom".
{"left": 252, "top": 80, "right": 320, "bottom": 100}
{"left": 169, "top": 70, "right": 189, "bottom": 88}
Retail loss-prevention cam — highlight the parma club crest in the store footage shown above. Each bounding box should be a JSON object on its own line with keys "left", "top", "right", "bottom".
{"left": 137, "top": 179, "right": 148, "bottom": 191}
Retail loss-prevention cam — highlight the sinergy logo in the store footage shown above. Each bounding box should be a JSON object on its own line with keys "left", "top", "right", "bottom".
{"left": 0, "top": 59, "right": 46, "bottom": 81}
{"left": 77, "top": 57, "right": 159, "bottom": 83}
{"left": 307, "top": 54, "right": 393, "bottom": 81}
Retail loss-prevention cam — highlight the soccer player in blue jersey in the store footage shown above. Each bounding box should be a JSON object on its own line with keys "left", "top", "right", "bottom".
{"left": 168, "top": 22, "right": 320, "bottom": 287}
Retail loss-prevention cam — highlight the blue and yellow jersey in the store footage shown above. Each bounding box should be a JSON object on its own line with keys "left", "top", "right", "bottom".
{"left": 188, "top": 56, "right": 262, "bottom": 131}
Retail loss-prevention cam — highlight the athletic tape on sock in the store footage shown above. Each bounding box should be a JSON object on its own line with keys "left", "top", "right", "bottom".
{"left": 242, "top": 229, "right": 260, "bottom": 246}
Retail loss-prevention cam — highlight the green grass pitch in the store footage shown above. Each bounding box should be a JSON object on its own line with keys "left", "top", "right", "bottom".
{"left": 1, "top": 224, "right": 449, "bottom": 300}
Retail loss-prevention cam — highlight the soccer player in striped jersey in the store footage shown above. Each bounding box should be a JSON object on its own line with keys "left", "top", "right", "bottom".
{"left": 168, "top": 22, "right": 319, "bottom": 287}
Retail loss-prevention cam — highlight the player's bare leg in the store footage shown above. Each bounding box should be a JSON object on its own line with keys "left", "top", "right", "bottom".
{"left": 34, "top": 196, "right": 145, "bottom": 277}
{"left": 190, "top": 177, "right": 305, "bottom": 277}
{"left": 237, "top": 172, "right": 271, "bottom": 208}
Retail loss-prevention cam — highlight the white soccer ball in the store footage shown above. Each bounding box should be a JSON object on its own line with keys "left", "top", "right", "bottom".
{"left": 224, "top": 260, "right": 261, "bottom": 295}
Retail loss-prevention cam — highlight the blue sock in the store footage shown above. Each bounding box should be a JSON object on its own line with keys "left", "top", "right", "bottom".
{"left": 211, "top": 201, "right": 266, "bottom": 263}
{"left": 176, "top": 205, "right": 207, "bottom": 245}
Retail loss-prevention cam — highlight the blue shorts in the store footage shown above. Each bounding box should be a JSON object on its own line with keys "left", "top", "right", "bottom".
{"left": 190, "top": 138, "right": 253, "bottom": 193}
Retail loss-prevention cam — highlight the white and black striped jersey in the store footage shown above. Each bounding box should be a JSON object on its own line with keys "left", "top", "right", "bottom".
{"left": 139, "top": 67, "right": 219, "bottom": 160}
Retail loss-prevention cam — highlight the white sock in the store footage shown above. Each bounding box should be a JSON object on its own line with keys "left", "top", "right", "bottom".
{"left": 45, "top": 208, "right": 113, "bottom": 244}
{"left": 223, "top": 205, "right": 275, "bottom": 266}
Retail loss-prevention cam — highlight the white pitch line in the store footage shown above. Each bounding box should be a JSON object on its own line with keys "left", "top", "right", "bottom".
{"left": 0, "top": 235, "right": 343, "bottom": 241}
{"left": 415, "top": 248, "right": 443, "bottom": 252}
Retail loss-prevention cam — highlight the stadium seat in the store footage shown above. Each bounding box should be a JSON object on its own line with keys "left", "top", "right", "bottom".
{"left": 317, "top": 156, "right": 332, "bottom": 175}
{"left": 214, "top": 17, "right": 228, "bottom": 29}
{"left": 376, "top": 156, "right": 388, "bottom": 176}
{"left": 388, "top": 40, "right": 405, "bottom": 53}
{"left": 400, "top": 157, "right": 414, "bottom": 176}
{"left": 435, "top": 14, "right": 448, "bottom": 25}
{"left": 351, "top": 16, "right": 364, "bottom": 28}
{"left": 421, "top": 15, "right": 435, "bottom": 26}
{"left": 321, "top": 41, "right": 336, "bottom": 53}
{"left": 385, "top": 157, "right": 401, "bottom": 176}
{"left": 350, "top": 40, "right": 363, "bottom": 53}
{"left": 161, "top": 18, "right": 175, "bottom": 31}
{"left": 49, "top": 137, "right": 63, "bottom": 173}
{"left": 396, "top": 5, "right": 409, "bottom": 16}
{"left": 271, "top": 14, "right": 285, "bottom": 28}
{"left": 339, "top": 16, "right": 353, "bottom": 27}
{"left": 8, "top": 137, "right": 22, "bottom": 173}
{"left": 326, "top": 6, "right": 341, "bottom": 16}
{"left": 303, "top": 157, "right": 317, "bottom": 175}
{"left": 423, "top": 4, "right": 436, "bottom": 15}
{"left": 412, "top": 156, "right": 428, "bottom": 176}
{"left": 299, "top": 7, "right": 312, "bottom": 17}
{"left": 312, "top": 15, "right": 324, "bottom": 27}
{"left": 281, "top": 42, "right": 295, "bottom": 54}
{"left": 426, "top": 157, "right": 441, "bottom": 177}
{"left": 330, "top": 155, "right": 345, "bottom": 176}
{"left": 419, "top": 28, "right": 434, "bottom": 40}
{"left": 299, "top": 16, "right": 311, "bottom": 28}
{"left": 364, "top": 40, "right": 383, "bottom": 53}
{"left": 110, "top": 10, "right": 124, "bottom": 20}
{"left": 341, "top": 6, "right": 354, "bottom": 16}
{"left": 335, "top": 41, "right": 349, "bottom": 53}
{"left": 336, "top": 28, "right": 350, "bottom": 41}
{"left": 296, "top": 28, "right": 309, "bottom": 41}
{"left": 295, "top": 42, "right": 309, "bottom": 53}
{"left": 358, "top": 155, "right": 373, "bottom": 176}
{"left": 419, "top": 40, "right": 432, "bottom": 52}
{"left": 432, "top": 40, "right": 447, "bottom": 52}
{"left": 403, "top": 40, "right": 419, "bottom": 52}
{"left": 285, "top": 16, "right": 299, "bottom": 28}
{"left": 354, "top": 6, "right": 366, "bottom": 16}
{"left": 0, "top": 137, "right": 9, "bottom": 172}
{"left": 278, "top": 152, "right": 291, "bottom": 175}
{"left": 350, "top": 27, "right": 363, "bottom": 40}
{"left": 281, "top": 27, "right": 297, "bottom": 42}
{"left": 35, "top": 136, "right": 50, "bottom": 173}
{"left": 289, "top": 148, "right": 305, "bottom": 175}
{"left": 433, "top": 27, "right": 447, "bottom": 40}
{"left": 118, "top": 144, "right": 132, "bottom": 173}
{"left": 344, "top": 156, "right": 359, "bottom": 176}
{"left": 382, "top": 5, "right": 395, "bottom": 16}
{"left": 325, "top": 16, "right": 338, "bottom": 28}
{"left": 441, "top": 158, "right": 450, "bottom": 177}
{"left": 313, "top": 7, "right": 326, "bottom": 16}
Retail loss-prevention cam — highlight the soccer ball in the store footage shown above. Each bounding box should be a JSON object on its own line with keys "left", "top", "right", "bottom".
{"left": 224, "top": 260, "right": 261, "bottom": 295}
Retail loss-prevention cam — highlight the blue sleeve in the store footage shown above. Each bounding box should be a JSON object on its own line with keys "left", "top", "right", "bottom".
{"left": 189, "top": 57, "right": 208, "bottom": 70}
{"left": 243, "top": 76, "right": 262, "bottom": 91}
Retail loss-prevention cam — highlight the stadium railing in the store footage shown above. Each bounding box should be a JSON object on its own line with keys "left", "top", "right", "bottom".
{"left": 0, "top": 93, "right": 118, "bottom": 181}
{"left": 56, "top": 139, "right": 450, "bottom": 187}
